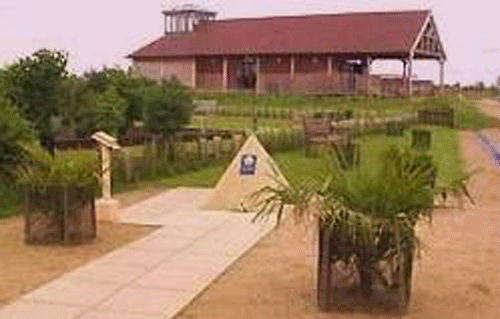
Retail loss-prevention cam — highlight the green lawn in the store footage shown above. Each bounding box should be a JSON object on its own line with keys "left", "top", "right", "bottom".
{"left": 0, "top": 126, "right": 464, "bottom": 219}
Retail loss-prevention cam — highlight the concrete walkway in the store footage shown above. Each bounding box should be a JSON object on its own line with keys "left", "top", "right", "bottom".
{"left": 0, "top": 188, "right": 274, "bottom": 319}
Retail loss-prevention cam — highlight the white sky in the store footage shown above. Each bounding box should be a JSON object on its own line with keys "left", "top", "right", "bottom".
{"left": 0, "top": 0, "right": 498, "bottom": 85}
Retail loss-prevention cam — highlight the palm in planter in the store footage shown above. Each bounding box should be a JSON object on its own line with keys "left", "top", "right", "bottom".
{"left": 251, "top": 145, "right": 472, "bottom": 311}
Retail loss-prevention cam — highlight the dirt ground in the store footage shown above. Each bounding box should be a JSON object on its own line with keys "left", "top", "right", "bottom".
{"left": 0, "top": 187, "right": 164, "bottom": 307}
{"left": 175, "top": 101, "right": 500, "bottom": 319}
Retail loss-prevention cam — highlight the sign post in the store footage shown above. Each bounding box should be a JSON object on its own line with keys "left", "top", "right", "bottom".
{"left": 92, "top": 132, "right": 121, "bottom": 222}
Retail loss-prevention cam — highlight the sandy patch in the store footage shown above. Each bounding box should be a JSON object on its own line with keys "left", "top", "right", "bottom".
{"left": 0, "top": 188, "right": 165, "bottom": 307}
{"left": 174, "top": 130, "right": 500, "bottom": 319}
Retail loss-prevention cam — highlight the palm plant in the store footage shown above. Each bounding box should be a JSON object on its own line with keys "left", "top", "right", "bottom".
{"left": 251, "top": 144, "right": 473, "bottom": 307}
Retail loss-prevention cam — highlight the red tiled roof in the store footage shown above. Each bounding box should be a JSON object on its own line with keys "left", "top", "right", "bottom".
{"left": 129, "top": 10, "right": 431, "bottom": 59}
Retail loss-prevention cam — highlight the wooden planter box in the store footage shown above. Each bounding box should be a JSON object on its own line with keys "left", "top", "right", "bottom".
{"left": 418, "top": 108, "right": 454, "bottom": 128}
{"left": 24, "top": 185, "right": 96, "bottom": 245}
{"left": 412, "top": 129, "right": 432, "bottom": 151}
{"left": 386, "top": 121, "right": 405, "bottom": 137}
{"left": 317, "top": 223, "right": 414, "bottom": 312}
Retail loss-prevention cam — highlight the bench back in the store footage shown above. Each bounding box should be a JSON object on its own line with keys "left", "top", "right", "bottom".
{"left": 303, "top": 116, "right": 331, "bottom": 139}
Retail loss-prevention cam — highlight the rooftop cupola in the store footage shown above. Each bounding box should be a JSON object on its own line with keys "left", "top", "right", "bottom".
{"left": 162, "top": 4, "right": 217, "bottom": 34}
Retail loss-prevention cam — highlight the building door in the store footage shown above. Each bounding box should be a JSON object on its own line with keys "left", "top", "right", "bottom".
{"left": 236, "top": 57, "right": 257, "bottom": 90}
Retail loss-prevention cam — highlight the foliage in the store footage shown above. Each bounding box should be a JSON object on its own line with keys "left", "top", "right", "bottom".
{"left": 56, "top": 76, "right": 98, "bottom": 137}
{"left": 91, "top": 86, "right": 128, "bottom": 136}
{"left": 252, "top": 144, "right": 473, "bottom": 297}
{"left": 18, "top": 151, "right": 100, "bottom": 193}
{"left": 143, "top": 78, "right": 194, "bottom": 135}
{"left": 3, "top": 49, "right": 68, "bottom": 140}
{"left": 0, "top": 98, "right": 40, "bottom": 183}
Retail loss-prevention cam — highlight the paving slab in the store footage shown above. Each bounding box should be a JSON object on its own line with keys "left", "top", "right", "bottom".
{"left": 0, "top": 300, "right": 84, "bottom": 319}
{"left": 78, "top": 310, "right": 163, "bottom": 319}
{"left": 95, "top": 286, "right": 192, "bottom": 316}
{"left": 0, "top": 187, "right": 275, "bottom": 319}
{"left": 21, "top": 278, "right": 120, "bottom": 307}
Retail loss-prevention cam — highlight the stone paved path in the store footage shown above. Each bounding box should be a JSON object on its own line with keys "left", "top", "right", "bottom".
{"left": 0, "top": 188, "right": 274, "bottom": 319}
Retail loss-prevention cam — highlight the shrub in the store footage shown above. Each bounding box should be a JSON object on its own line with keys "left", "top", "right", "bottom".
{"left": 0, "top": 98, "right": 40, "bottom": 183}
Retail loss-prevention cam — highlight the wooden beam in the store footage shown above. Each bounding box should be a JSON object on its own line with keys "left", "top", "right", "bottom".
{"left": 222, "top": 57, "right": 228, "bottom": 92}
{"left": 408, "top": 55, "right": 414, "bottom": 97}
{"left": 327, "top": 56, "right": 333, "bottom": 77}
{"left": 256, "top": 56, "right": 261, "bottom": 95}
{"left": 290, "top": 55, "right": 295, "bottom": 80}
{"left": 365, "top": 57, "right": 372, "bottom": 96}
{"left": 192, "top": 58, "right": 197, "bottom": 89}
{"left": 439, "top": 59, "right": 445, "bottom": 95}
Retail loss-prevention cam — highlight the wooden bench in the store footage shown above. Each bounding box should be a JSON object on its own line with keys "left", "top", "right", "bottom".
{"left": 303, "top": 116, "right": 351, "bottom": 156}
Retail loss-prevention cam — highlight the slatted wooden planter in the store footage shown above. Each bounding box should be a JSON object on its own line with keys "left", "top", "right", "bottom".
{"left": 412, "top": 129, "right": 432, "bottom": 151}
{"left": 317, "top": 222, "right": 414, "bottom": 312}
{"left": 418, "top": 108, "right": 454, "bottom": 127}
{"left": 386, "top": 120, "right": 405, "bottom": 137}
{"left": 24, "top": 185, "right": 96, "bottom": 245}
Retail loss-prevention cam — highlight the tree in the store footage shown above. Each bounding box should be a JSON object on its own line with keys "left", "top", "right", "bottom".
{"left": 56, "top": 76, "right": 95, "bottom": 137}
{"left": 92, "top": 86, "right": 127, "bottom": 136}
{"left": 0, "top": 98, "right": 40, "bottom": 183}
{"left": 143, "top": 78, "right": 193, "bottom": 135}
{"left": 4, "top": 49, "right": 68, "bottom": 141}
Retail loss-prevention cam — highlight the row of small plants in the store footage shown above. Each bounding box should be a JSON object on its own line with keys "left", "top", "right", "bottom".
{"left": 198, "top": 105, "right": 353, "bottom": 121}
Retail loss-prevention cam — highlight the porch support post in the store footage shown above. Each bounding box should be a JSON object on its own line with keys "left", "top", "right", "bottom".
{"left": 222, "top": 57, "right": 228, "bottom": 92}
{"left": 439, "top": 59, "right": 445, "bottom": 95}
{"left": 192, "top": 57, "right": 197, "bottom": 89}
{"left": 401, "top": 59, "right": 407, "bottom": 96}
{"left": 365, "top": 57, "right": 372, "bottom": 96}
{"left": 408, "top": 54, "right": 414, "bottom": 97}
{"left": 256, "top": 56, "right": 261, "bottom": 95}
{"left": 290, "top": 55, "right": 295, "bottom": 80}
{"left": 327, "top": 56, "right": 333, "bottom": 77}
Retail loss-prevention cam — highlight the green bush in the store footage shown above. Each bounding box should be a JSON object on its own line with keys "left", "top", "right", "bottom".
{"left": 0, "top": 98, "right": 40, "bottom": 183}
{"left": 18, "top": 152, "right": 100, "bottom": 193}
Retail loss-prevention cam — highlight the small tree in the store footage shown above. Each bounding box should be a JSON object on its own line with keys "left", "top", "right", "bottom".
{"left": 3, "top": 49, "right": 68, "bottom": 142}
{"left": 0, "top": 98, "right": 40, "bottom": 183}
{"left": 143, "top": 78, "right": 193, "bottom": 134}
{"left": 93, "top": 86, "right": 127, "bottom": 136}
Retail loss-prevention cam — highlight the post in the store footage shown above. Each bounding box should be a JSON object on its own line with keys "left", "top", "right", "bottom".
{"left": 408, "top": 54, "right": 414, "bottom": 97}
{"left": 290, "top": 55, "right": 296, "bottom": 80}
{"left": 439, "top": 59, "right": 445, "bottom": 95}
{"left": 327, "top": 56, "right": 333, "bottom": 77}
{"left": 192, "top": 58, "right": 197, "bottom": 89}
{"left": 256, "top": 56, "right": 261, "bottom": 95}
{"left": 101, "top": 145, "right": 111, "bottom": 200}
{"left": 222, "top": 57, "right": 229, "bottom": 92}
{"left": 365, "top": 57, "right": 372, "bottom": 96}
{"left": 402, "top": 60, "right": 407, "bottom": 96}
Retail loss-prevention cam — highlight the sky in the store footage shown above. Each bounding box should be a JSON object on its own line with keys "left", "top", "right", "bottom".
{"left": 0, "top": 0, "right": 498, "bottom": 85}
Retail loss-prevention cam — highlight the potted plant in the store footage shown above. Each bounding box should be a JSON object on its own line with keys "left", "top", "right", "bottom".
{"left": 251, "top": 145, "right": 472, "bottom": 311}
{"left": 18, "top": 151, "right": 100, "bottom": 245}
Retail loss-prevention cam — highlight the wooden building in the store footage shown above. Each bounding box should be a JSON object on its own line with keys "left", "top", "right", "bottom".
{"left": 128, "top": 8, "right": 446, "bottom": 96}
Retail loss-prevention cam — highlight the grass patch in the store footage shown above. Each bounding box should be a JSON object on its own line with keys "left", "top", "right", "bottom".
{"left": 274, "top": 126, "right": 461, "bottom": 187}
{"left": 454, "top": 97, "right": 500, "bottom": 130}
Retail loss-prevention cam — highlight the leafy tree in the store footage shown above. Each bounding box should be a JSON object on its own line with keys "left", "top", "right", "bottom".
{"left": 0, "top": 98, "right": 40, "bottom": 183}
{"left": 143, "top": 78, "right": 193, "bottom": 135}
{"left": 83, "top": 66, "right": 156, "bottom": 133}
{"left": 92, "top": 86, "right": 127, "bottom": 136}
{"left": 57, "top": 76, "right": 96, "bottom": 137}
{"left": 3, "top": 49, "right": 68, "bottom": 141}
